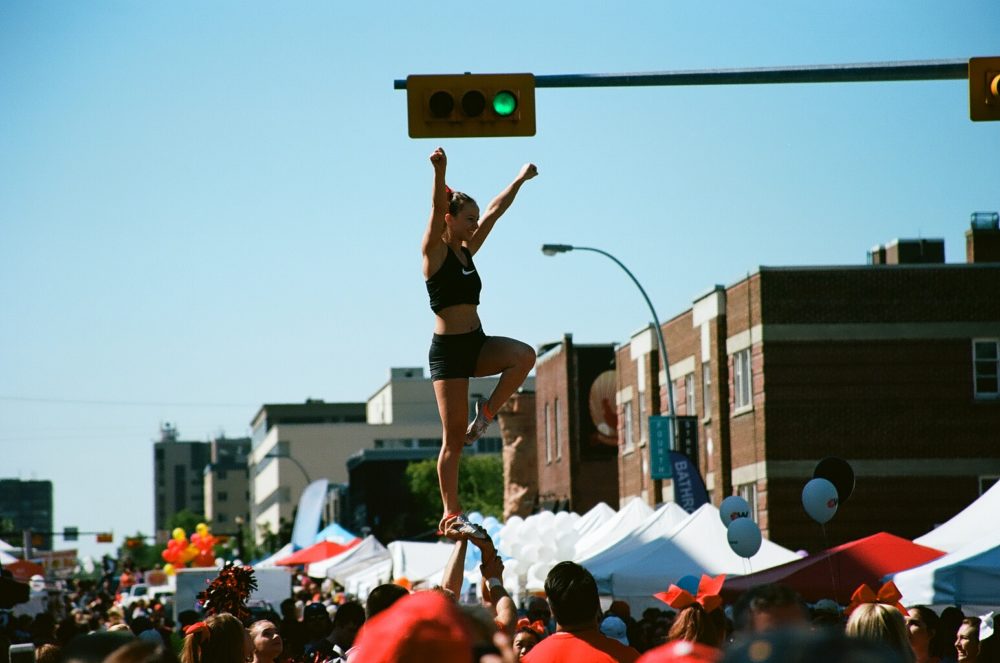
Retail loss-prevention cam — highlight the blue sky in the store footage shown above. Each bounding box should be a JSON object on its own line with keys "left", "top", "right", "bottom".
{"left": 2, "top": 2, "right": 998, "bottom": 560}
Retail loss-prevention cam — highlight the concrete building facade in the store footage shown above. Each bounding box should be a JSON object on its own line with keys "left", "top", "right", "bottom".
{"left": 203, "top": 436, "right": 251, "bottom": 529}
{"left": 153, "top": 424, "right": 210, "bottom": 539}
{"left": 0, "top": 479, "right": 54, "bottom": 551}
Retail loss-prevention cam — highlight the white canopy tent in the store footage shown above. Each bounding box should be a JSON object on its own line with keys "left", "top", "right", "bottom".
{"left": 604, "top": 504, "right": 800, "bottom": 612}
{"left": 253, "top": 543, "right": 294, "bottom": 568}
{"left": 915, "top": 480, "right": 1000, "bottom": 553}
{"left": 891, "top": 533, "right": 1000, "bottom": 614}
{"left": 309, "top": 536, "right": 390, "bottom": 583}
{"left": 339, "top": 557, "right": 394, "bottom": 600}
{"left": 576, "top": 502, "right": 689, "bottom": 566}
{"left": 573, "top": 502, "right": 616, "bottom": 539}
{"left": 573, "top": 498, "right": 653, "bottom": 561}
{"left": 388, "top": 540, "right": 456, "bottom": 587}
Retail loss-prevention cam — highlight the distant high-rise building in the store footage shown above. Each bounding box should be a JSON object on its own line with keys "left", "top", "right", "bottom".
{"left": 0, "top": 479, "right": 54, "bottom": 550}
{"left": 153, "top": 423, "right": 210, "bottom": 540}
{"left": 204, "top": 436, "right": 251, "bottom": 532}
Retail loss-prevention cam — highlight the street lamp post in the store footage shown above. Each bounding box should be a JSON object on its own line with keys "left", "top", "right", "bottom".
{"left": 541, "top": 244, "right": 677, "bottom": 444}
{"left": 264, "top": 450, "right": 313, "bottom": 484}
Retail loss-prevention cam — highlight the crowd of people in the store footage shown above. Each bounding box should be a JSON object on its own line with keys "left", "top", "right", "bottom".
{"left": 2, "top": 526, "right": 996, "bottom": 663}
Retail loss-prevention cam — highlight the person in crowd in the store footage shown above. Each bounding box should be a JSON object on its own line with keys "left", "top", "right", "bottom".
{"left": 906, "top": 606, "right": 942, "bottom": 663}
{"left": 104, "top": 640, "right": 179, "bottom": 663}
{"left": 248, "top": 620, "right": 282, "bottom": 663}
{"left": 326, "top": 602, "right": 365, "bottom": 661}
{"left": 35, "top": 643, "right": 62, "bottom": 663}
{"left": 301, "top": 603, "right": 335, "bottom": 660}
{"left": 350, "top": 590, "right": 473, "bottom": 662}
{"left": 513, "top": 619, "right": 546, "bottom": 661}
{"left": 845, "top": 603, "right": 916, "bottom": 663}
{"left": 955, "top": 618, "right": 981, "bottom": 663}
{"left": 937, "top": 608, "right": 965, "bottom": 663}
{"left": 277, "top": 599, "right": 305, "bottom": 660}
{"left": 722, "top": 627, "right": 903, "bottom": 663}
{"left": 810, "top": 599, "right": 844, "bottom": 630}
{"left": 61, "top": 631, "right": 138, "bottom": 663}
{"left": 731, "top": 584, "right": 808, "bottom": 636}
{"left": 601, "top": 615, "right": 632, "bottom": 647}
{"left": 655, "top": 575, "right": 727, "bottom": 650}
{"left": 522, "top": 561, "right": 640, "bottom": 662}
{"left": 180, "top": 613, "right": 251, "bottom": 663}
{"left": 525, "top": 595, "right": 554, "bottom": 635}
{"left": 364, "top": 584, "right": 409, "bottom": 621}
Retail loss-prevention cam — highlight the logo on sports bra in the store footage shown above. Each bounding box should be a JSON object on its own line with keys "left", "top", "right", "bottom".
{"left": 462, "top": 268, "right": 477, "bottom": 276}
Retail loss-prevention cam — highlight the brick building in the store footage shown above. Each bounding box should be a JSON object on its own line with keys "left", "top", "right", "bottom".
{"left": 616, "top": 222, "right": 1000, "bottom": 553}
{"left": 534, "top": 334, "right": 620, "bottom": 514}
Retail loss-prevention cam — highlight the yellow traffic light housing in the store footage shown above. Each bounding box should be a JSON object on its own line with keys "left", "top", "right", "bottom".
{"left": 407, "top": 73, "right": 536, "bottom": 138}
{"left": 969, "top": 57, "right": 1000, "bottom": 121}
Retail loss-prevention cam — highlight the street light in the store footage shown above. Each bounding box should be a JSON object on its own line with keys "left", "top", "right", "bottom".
{"left": 264, "top": 449, "right": 313, "bottom": 484}
{"left": 541, "top": 244, "right": 677, "bottom": 442}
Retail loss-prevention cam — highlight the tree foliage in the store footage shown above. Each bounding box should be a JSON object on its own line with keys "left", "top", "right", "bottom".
{"left": 406, "top": 455, "right": 504, "bottom": 530}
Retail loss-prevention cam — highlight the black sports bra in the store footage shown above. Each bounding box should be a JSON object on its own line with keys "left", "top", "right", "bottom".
{"left": 426, "top": 247, "right": 483, "bottom": 313}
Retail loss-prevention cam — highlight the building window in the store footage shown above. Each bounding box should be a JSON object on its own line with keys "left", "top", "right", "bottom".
{"left": 638, "top": 391, "right": 647, "bottom": 446}
{"left": 554, "top": 399, "right": 562, "bottom": 460}
{"left": 217, "top": 513, "right": 226, "bottom": 523}
{"left": 544, "top": 403, "right": 552, "bottom": 463}
{"left": 623, "top": 400, "right": 635, "bottom": 453}
{"left": 734, "top": 349, "right": 752, "bottom": 410}
{"left": 973, "top": 339, "right": 999, "bottom": 398}
{"left": 702, "top": 361, "right": 712, "bottom": 419}
{"left": 736, "top": 482, "right": 758, "bottom": 521}
{"left": 685, "top": 373, "right": 696, "bottom": 417}
{"left": 218, "top": 492, "right": 228, "bottom": 502}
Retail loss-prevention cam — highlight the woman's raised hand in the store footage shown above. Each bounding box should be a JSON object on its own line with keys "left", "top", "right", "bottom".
{"left": 519, "top": 163, "right": 538, "bottom": 181}
{"left": 430, "top": 147, "right": 447, "bottom": 169}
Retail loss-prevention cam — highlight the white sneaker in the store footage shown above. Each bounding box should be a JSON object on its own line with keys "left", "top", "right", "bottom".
{"left": 448, "top": 514, "right": 487, "bottom": 539}
{"left": 465, "top": 398, "right": 492, "bottom": 445}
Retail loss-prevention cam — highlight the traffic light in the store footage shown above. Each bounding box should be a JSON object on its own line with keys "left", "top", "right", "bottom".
{"left": 407, "top": 73, "right": 535, "bottom": 138}
{"left": 969, "top": 57, "right": 1000, "bottom": 121}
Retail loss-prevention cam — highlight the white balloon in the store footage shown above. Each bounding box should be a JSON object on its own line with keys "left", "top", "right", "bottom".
{"left": 536, "top": 544, "right": 557, "bottom": 563}
{"left": 498, "top": 537, "right": 515, "bottom": 558}
{"left": 555, "top": 538, "right": 576, "bottom": 561}
{"left": 536, "top": 511, "right": 556, "bottom": 529}
{"left": 554, "top": 511, "right": 572, "bottom": 528}
{"left": 505, "top": 557, "right": 522, "bottom": 577}
{"left": 521, "top": 543, "right": 542, "bottom": 564}
{"left": 802, "top": 478, "right": 839, "bottom": 524}
{"left": 727, "top": 517, "right": 762, "bottom": 558}
{"left": 720, "top": 495, "right": 752, "bottom": 525}
{"left": 510, "top": 541, "right": 526, "bottom": 561}
{"left": 468, "top": 511, "right": 485, "bottom": 525}
{"left": 505, "top": 515, "right": 524, "bottom": 530}
{"left": 482, "top": 516, "right": 500, "bottom": 530}
{"left": 527, "top": 562, "right": 548, "bottom": 588}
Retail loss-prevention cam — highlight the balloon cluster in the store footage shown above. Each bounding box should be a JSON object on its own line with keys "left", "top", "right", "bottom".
{"left": 801, "top": 457, "right": 855, "bottom": 525}
{"left": 721, "top": 496, "right": 761, "bottom": 559}
{"left": 161, "top": 522, "right": 218, "bottom": 575}
{"left": 492, "top": 510, "right": 581, "bottom": 588}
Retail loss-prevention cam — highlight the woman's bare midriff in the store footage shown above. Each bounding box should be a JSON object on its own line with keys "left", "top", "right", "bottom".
{"left": 434, "top": 304, "right": 481, "bottom": 335}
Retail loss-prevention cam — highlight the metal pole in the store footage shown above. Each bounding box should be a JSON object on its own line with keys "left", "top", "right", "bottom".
{"left": 394, "top": 59, "right": 968, "bottom": 90}
{"left": 568, "top": 246, "right": 677, "bottom": 439}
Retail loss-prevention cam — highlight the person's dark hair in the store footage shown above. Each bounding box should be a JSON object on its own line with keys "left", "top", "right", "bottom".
{"left": 906, "top": 606, "right": 939, "bottom": 635}
{"left": 544, "top": 562, "right": 600, "bottom": 628}
{"left": 447, "top": 190, "right": 476, "bottom": 216}
{"left": 177, "top": 611, "right": 200, "bottom": 629}
{"left": 36, "top": 644, "right": 62, "bottom": 663}
{"left": 61, "top": 632, "right": 137, "bottom": 663}
{"left": 365, "top": 584, "right": 409, "bottom": 620}
{"left": 732, "top": 584, "right": 805, "bottom": 632}
{"left": 332, "top": 601, "right": 365, "bottom": 628}
{"left": 180, "top": 613, "right": 246, "bottom": 663}
{"left": 105, "top": 641, "right": 179, "bottom": 663}
{"left": 279, "top": 599, "right": 297, "bottom": 619}
{"left": 723, "top": 627, "right": 903, "bottom": 663}
{"left": 667, "top": 604, "right": 726, "bottom": 647}
{"left": 934, "top": 606, "right": 965, "bottom": 658}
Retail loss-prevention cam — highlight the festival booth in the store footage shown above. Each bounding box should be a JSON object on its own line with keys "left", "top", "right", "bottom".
{"left": 573, "top": 502, "right": 616, "bottom": 539}
{"left": 891, "top": 534, "right": 1000, "bottom": 614}
{"left": 573, "top": 498, "right": 654, "bottom": 561}
{"left": 309, "top": 535, "right": 390, "bottom": 583}
{"left": 254, "top": 543, "right": 294, "bottom": 568}
{"left": 274, "top": 539, "right": 360, "bottom": 567}
{"left": 576, "top": 502, "right": 689, "bottom": 567}
{"left": 915, "top": 480, "right": 1000, "bottom": 553}
{"left": 388, "top": 540, "right": 456, "bottom": 588}
{"left": 0, "top": 550, "right": 45, "bottom": 582}
{"left": 722, "top": 532, "right": 945, "bottom": 603}
{"left": 313, "top": 523, "right": 359, "bottom": 546}
{"left": 602, "top": 504, "right": 799, "bottom": 612}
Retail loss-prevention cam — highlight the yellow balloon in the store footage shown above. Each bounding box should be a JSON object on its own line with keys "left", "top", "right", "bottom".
{"left": 163, "top": 563, "right": 175, "bottom": 576}
{"left": 196, "top": 522, "right": 209, "bottom": 535}
{"left": 181, "top": 544, "right": 198, "bottom": 563}
{"left": 172, "top": 528, "right": 186, "bottom": 542}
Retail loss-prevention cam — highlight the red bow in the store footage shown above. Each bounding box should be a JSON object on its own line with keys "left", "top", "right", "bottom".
{"left": 184, "top": 621, "right": 211, "bottom": 640}
{"left": 516, "top": 618, "right": 547, "bottom": 636}
{"left": 845, "top": 581, "right": 908, "bottom": 617}
{"left": 654, "top": 574, "right": 726, "bottom": 614}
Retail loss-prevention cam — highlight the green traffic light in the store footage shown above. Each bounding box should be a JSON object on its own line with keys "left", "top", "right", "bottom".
{"left": 492, "top": 90, "right": 518, "bottom": 116}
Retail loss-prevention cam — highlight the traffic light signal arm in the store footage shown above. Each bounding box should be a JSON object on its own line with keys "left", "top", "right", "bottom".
{"left": 407, "top": 73, "right": 536, "bottom": 138}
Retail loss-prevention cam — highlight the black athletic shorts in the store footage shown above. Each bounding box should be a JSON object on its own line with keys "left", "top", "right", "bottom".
{"left": 429, "top": 326, "right": 488, "bottom": 380}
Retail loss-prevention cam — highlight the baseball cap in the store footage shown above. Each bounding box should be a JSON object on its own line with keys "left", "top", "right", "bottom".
{"left": 352, "top": 591, "right": 472, "bottom": 663}
{"left": 600, "top": 615, "right": 629, "bottom": 646}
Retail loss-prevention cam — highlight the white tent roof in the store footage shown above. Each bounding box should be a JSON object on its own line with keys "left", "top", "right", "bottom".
{"left": 309, "top": 535, "right": 390, "bottom": 583}
{"left": 574, "top": 498, "right": 653, "bottom": 561}
{"left": 915, "top": 480, "right": 1000, "bottom": 553}
{"left": 605, "top": 504, "right": 800, "bottom": 612}
{"left": 0, "top": 539, "right": 17, "bottom": 551}
{"left": 340, "top": 557, "right": 394, "bottom": 600}
{"left": 577, "top": 502, "right": 689, "bottom": 566}
{"left": 388, "top": 540, "right": 456, "bottom": 586}
{"left": 891, "top": 532, "right": 1000, "bottom": 614}
{"left": 573, "top": 502, "right": 616, "bottom": 538}
{"left": 1, "top": 550, "right": 18, "bottom": 565}
{"left": 254, "top": 543, "right": 294, "bottom": 568}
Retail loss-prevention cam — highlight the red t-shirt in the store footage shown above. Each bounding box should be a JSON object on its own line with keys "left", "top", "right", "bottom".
{"left": 523, "top": 630, "right": 641, "bottom": 663}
